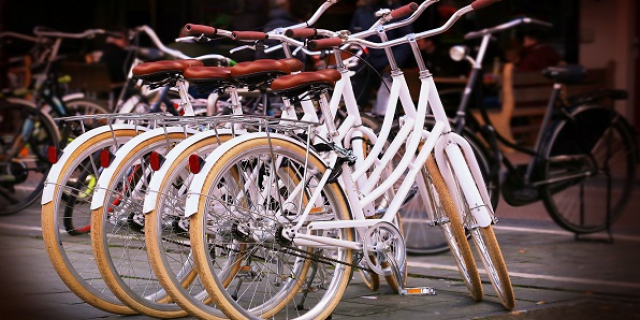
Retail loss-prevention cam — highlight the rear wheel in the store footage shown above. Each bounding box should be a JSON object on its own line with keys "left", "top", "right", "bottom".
{"left": 190, "top": 136, "right": 353, "bottom": 319}
{"left": 144, "top": 134, "right": 234, "bottom": 319}
{"left": 41, "top": 129, "right": 139, "bottom": 314}
{"left": 91, "top": 132, "right": 192, "bottom": 318}
{"left": 541, "top": 106, "right": 636, "bottom": 233}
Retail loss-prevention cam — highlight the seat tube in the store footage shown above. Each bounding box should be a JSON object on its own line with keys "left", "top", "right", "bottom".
{"left": 524, "top": 83, "right": 562, "bottom": 183}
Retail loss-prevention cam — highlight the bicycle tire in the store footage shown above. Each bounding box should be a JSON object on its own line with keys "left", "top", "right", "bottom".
{"left": 91, "top": 131, "right": 194, "bottom": 318}
{"left": 400, "top": 116, "right": 497, "bottom": 255}
{"left": 189, "top": 135, "right": 353, "bottom": 320}
{"left": 469, "top": 225, "right": 515, "bottom": 309}
{"left": 540, "top": 105, "right": 636, "bottom": 233}
{"left": 425, "top": 157, "right": 483, "bottom": 301}
{"left": 41, "top": 128, "right": 140, "bottom": 314}
{"left": 1, "top": 100, "right": 59, "bottom": 215}
{"left": 144, "top": 133, "right": 236, "bottom": 319}
{"left": 442, "top": 143, "right": 514, "bottom": 309}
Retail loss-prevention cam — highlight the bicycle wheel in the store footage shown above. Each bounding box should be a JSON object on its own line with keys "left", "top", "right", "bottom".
{"left": 60, "top": 98, "right": 110, "bottom": 129}
{"left": 443, "top": 148, "right": 514, "bottom": 309}
{"left": 41, "top": 128, "right": 141, "bottom": 314}
{"left": 144, "top": 133, "right": 235, "bottom": 319}
{"left": 541, "top": 106, "right": 636, "bottom": 233}
{"left": 402, "top": 117, "right": 497, "bottom": 255}
{"left": 425, "top": 157, "right": 483, "bottom": 301}
{"left": 1, "top": 100, "right": 59, "bottom": 215}
{"left": 189, "top": 135, "right": 353, "bottom": 319}
{"left": 91, "top": 131, "right": 194, "bottom": 318}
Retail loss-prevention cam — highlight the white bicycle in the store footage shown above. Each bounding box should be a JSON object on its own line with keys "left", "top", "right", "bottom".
{"left": 182, "top": 1, "right": 512, "bottom": 319}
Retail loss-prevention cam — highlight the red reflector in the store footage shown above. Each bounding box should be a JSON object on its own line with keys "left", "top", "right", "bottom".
{"left": 149, "top": 152, "right": 164, "bottom": 171}
{"left": 188, "top": 154, "right": 203, "bottom": 174}
{"left": 47, "top": 146, "right": 60, "bottom": 164}
{"left": 177, "top": 103, "right": 185, "bottom": 116}
{"left": 100, "top": 149, "right": 113, "bottom": 168}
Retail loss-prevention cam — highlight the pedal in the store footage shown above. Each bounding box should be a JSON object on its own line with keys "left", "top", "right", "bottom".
{"left": 400, "top": 287, "right": 436, "bottom": 296}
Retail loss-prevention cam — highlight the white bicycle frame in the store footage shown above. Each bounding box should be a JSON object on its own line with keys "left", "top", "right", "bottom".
{"left": 185, "top": 2, "right": 496, "bottom": 255}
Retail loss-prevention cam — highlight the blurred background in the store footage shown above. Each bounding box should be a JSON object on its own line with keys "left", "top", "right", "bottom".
{"left": 0, "top": 0, "right": 637, "bottom": 130}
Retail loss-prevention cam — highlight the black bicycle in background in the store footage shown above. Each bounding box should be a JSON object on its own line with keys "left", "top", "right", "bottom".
{"left": 0, "top": 27, "right": 115, "bottom": 215}
{"left": 454, "top": 17, "right": 637, "bottom": 234}
{"left": 402, "top": 16, "right": 638, "bottom": 255}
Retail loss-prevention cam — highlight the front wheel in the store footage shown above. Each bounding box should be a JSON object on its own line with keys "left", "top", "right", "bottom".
{"left": 425, "top": 157, "right": 483, "bottom": 301}
{"left": 468, "top": 225, "right": 515, "bottom": 310}
{"left": 444, "top": 147, "right": 514, "bottom": 309}
{"left": 402, "top": 117, "right": 498, "bottom": 255}
{"left": 541, "top": 106, "right": 636, "bottom": 233}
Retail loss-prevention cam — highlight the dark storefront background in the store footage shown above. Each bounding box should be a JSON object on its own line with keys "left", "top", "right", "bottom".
{"left": 0, "top": 0, "right": 580, "bottom": 66}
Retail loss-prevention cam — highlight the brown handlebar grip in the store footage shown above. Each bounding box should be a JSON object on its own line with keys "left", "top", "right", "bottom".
{"left": 232, "top": 31, "right": 268, "bottom": 40}
{"left": 471, "top": 0, "right": 501, "bottom": 10}
{"left": 390, "top": 2, "right": 419, "bottom": 19}
{"left": 307, "top": 38, "right": 343, "bottom": 50}
{"left": 183, "top": 24, "right": 217, "bottom": 36}
{"left": 285, "top": 28, "right": 317, "bottom": 38}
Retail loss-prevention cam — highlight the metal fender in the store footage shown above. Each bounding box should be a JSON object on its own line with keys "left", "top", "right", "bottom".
{"left": 142, "top": 128, "right": 235, "bottom": 214}
{"left": 41, "top": 124, "right": 149, "bottom": 204}
{"left": 184, "top": 132, "right": 317, "bottom": 218}
{"left": 90, "top": 126, "right": 200, "bottom": 211}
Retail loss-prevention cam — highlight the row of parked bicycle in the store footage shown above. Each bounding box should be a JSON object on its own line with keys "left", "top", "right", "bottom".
{"left": 1, "top": 0, "right": 636, "bottom": 319}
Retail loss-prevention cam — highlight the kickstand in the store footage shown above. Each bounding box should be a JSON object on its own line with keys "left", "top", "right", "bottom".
{"left": 575, "top": 108, "right": 615, "bottom": 245}
{"left": 574, "top": 229, "right": 613, "bottom": 243}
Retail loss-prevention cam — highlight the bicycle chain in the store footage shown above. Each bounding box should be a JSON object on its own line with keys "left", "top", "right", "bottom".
{"left": 207, "top": 239, "right": 371, "bottom": 271}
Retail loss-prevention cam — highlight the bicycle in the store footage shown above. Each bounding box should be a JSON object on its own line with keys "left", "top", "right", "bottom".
{"left": 80, "top": 2, "right": 426, "bottom": 318}
{"left": 182, "top": 1, "right": 513, "bottom": 318}
{"left": 132, "top": 3, "right": 463, "bottom": 318}
{"left": 82, "top": 3, "right": 345, "bottom": 316}
{"left": 39, "top": 44, "right": 232, "bottom": 314}
{"left": 446, "top": 16, "right": 637, "bottom": 235}
{"left": 0, "top": 27, "right": 115, "bottom": 215}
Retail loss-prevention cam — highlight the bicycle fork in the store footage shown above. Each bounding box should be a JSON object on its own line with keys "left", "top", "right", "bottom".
{"left": 435, "top": 132, "right": 495, "bottom": 229}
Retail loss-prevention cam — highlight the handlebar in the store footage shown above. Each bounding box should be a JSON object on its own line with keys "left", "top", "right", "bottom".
{"left": 471, "top": 0, "right": 502, "bottom": 10}
{"left": 131, "top": 25, "right": 234, "bottom": 65}
{"left": 232, "top": 31, "right": 269, "bottom": 41}
{"left": 285, "top": 28, "right": 318, "bottom": 39}
{"left": 390, "top": 2, "right": 419, "bottom": 19}
{"left": 308, "top": 0, "right": 499, "bottom": 51}
{"left": 225, "top": 0, "right": 340, "bottom": 54}
{"left": 281, "top": 0, "right": 340, "bottom": 32}
{"left": 33, "top": 26, "right": 121, "bottom": 40}
{"left": 308, "top": 38, "right": 344, "bottom": 51}
{"left": 0, "top": 31, "right": 41, "bottom": 43}
{"left": 361, "top": 0, "right": 438, "bottom": 39}
{"left": 464, "top": 15, "right": 552, "bottom": 40}
{"left": 182, "top": 24, "right": 234, "bottom": 39}
{"left": 290, "top": 0, "right": 436, "bottom": 49}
